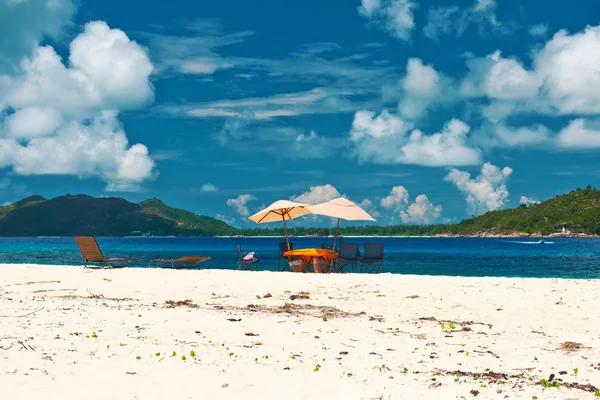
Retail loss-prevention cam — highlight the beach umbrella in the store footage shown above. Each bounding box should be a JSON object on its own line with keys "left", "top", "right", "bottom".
{"left": 306, "top": 197, "right": 376, "bottom": 251}
{"left": 248, "top": 200, "right": 311, "bottom": 250}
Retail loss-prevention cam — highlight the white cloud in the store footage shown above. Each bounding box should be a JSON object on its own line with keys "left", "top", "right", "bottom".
{"left": 216, "top": 214, "right": 236, "bottom": 225}
{"left": 292, "top": 184, "right": 341, "bottom": 205}
{"left": 474, "top": 122, "right": 551, "bottom": 148}
{"left": 400, "top": 194, "right": 442, "bottom": 224}
{"left": 0, "top": 112, "right": 155, "bottom": 191}
{"left": 445, "top": 162, "right": 512, "bottom": 214}
{"left": 380, "top": 185, "right": 409, "bottom": 209}
{"left": 529, "top": 24, "right": 548, "bottom": 38}
{"left": 397, "top": 58, "right": 445, "bottom": 119}
{"left": 201, "top": 183, "right": 219, "bottom": 192}
{"left": 5, "top": 107, "right": 62, "bottom": 138}
{"left": 293, "top": 131, "right": 345, "bottom": 159}
{"left": 0, "top": 20, "right": 157, "bottom": 191}
{"left": 0, "top": 0, "right": 76, "bottom": 72}
{"left": 350, "top": 111, "right": 481, "bottom": 166}
{"left": 462, "top": 25, "right": 600, "bottom": 121}
{"left": 226, "top": 194, "right": 256, "bottom": 216}
{"left": 423, "top": 0, "right": 515, "bottom": 40}
{"left": 10, "top": 21, "right": 155, "bottom": 114}
{"left": 556, "top": 119, "right": 600, "bottom": 149}
{"left": 520, "top": 196, "right": 541, "bottom": 206}
{"left": 358, "top": 0, "right": 417, "bottom": 41}
{"left": 359, "top": 199, "right": 380, "bottom": 219}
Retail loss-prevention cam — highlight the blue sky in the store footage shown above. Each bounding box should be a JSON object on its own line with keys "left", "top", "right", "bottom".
{"left": 1, "top": 0, "right": 600, "bottom": 228}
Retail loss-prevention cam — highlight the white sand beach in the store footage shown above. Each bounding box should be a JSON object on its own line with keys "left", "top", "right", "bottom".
{"left": 1, "top": 264, "right": 599, "bottom": 399}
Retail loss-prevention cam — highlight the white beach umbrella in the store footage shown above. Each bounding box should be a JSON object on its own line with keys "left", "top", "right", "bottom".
{"left": 248, "top": 200, "right": 311, "bottom": 250}
{"left": 306, "top": 197, "right": 376, "bottom": 251}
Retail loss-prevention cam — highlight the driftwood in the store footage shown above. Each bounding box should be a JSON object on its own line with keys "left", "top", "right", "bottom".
{"left": 0, "top": 307, "right": 45, "bottom": 318}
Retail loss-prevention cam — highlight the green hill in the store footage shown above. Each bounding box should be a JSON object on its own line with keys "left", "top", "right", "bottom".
{"left": 139, "top": 198, "right": 238, "bottom": 236}
{"left": 445, "top": 185, "right": 600, "bottom": 236}
{"left": 0, "top": 195, "right": 237, "bottom": 237}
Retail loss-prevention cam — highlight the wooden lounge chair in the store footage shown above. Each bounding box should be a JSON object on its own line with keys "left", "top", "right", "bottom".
{"left": 75, "top": 236, "right": 140, "bottom": 269}
{"left": 150, "top": 256, "right": 211, "bottom": 269}
{"left": 360, "top": 243, "right": 384, "bottom": 273}
{"left": 237, "top": 244, "right": 260, "bottom": 271}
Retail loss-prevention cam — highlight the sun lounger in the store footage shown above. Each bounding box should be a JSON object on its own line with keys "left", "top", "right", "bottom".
{"left": 75, "top": 236, "right": 140, "bottom": 268}
{"left": 150, "top": 256, "right": 211, "bottom": 269}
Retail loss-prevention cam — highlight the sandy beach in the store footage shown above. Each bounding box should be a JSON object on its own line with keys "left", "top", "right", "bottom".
{"left": 1, "top": 264, "right": 599, "bottom": 399}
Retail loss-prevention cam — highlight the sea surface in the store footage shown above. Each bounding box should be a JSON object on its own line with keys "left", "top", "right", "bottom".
{"left": 0, "top": 237, "right": 599, "bottom": 279}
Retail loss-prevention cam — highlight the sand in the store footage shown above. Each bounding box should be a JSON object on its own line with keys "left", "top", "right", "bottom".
{"left": 1, "top": 264, "right": 599, "bottom": 399}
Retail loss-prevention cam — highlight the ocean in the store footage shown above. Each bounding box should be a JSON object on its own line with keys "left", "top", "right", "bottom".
{"left": 1, "top": 236, "right": 599, "bottom": 279}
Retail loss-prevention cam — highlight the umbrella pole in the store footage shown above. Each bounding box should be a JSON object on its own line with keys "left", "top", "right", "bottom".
{"left": 283, "top": 214, "right": 290, "bottom": 251}
{"left": 330, "top": 218, "right": 340, "bottom": 273}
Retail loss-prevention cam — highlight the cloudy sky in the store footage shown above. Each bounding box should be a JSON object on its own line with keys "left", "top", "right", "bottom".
{"left": 1, "top": 0, "right": 599, "bottom": 227}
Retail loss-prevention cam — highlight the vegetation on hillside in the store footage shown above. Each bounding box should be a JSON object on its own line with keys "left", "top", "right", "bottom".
{"left": 0, "top": 186, "right": 598, "bottom": 236}
{"left": 139, "top": 198, "right": 237, "bottom": 236}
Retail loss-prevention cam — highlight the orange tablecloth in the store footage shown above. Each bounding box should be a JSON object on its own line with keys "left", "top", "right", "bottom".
{"left": 283, "top": 248, "right": 338, "bottom": 264}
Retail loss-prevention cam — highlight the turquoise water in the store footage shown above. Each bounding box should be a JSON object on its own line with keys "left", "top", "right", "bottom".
{"left": 0, "top": 237, "right": 599, "bottom": 279}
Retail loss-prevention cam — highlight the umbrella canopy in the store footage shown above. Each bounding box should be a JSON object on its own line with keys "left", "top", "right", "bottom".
{"left": 306, "top": 197, "right": 376, "bottom": 222}
{"left": 248, "top": 200, "right": 311, "bottom": 250}
{"left": 306, "top": 197, "right": 376, "bottom": 252}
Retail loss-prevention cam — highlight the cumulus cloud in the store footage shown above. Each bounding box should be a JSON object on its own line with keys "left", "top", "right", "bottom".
{"left": 201, "top": 183, "right": 219, "bottom": 192}
{"left": 445, "top": 162, "right": 512, "bottom": 214}
{"left": 474, "top": 122, "right": 551, "bottom": 148}
{"left": 397, "top": 58, "right": 451, "bottom": 119}
{"left": 0, "top": 21, "right": 157, "bottom": 191}
{"left": 400, "top": 194, "right": 442, "bottom": 224}
{"left": 380, "top": 185, "right": 441, "bottom": 224}
{"left": 358, "top": 0, "right": 417, "bottom": 41}
{"left": 0, "top": 0, "right": 76, "bottom": 72}
{"left": 462, "top": 25, "right": 600, "bottom": 121}
{"left": 292, "top": 131, "right": 346, "bottom": 159}
{"left": 359, "top": 199, "right": 380, "bottom": 219}
{"left": 226, "top": 194, "right": 256, "bottom": 216}
{"left": 380, "top": 185, "right": 409, "bottom": 209}
{"left": 423, "top": 0, "right": 516, "bottom": 40}
{"left": 520, "top": 196, "right": 541, "bottom": 206}
{"left": 556, "top": 119, "right": 600, "bottom": 149}
{"left": 349, "top": 111, "right": 481, "bottom": 167}
{"left": 292, "top": 184, "right": 341, "bottom": 204}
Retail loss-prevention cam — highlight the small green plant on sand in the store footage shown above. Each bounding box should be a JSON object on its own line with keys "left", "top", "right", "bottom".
{"left": 465, "top": 352, "right": 470, "bottom": 357}
{"left": 106, "top": 345, "right": 110, "bottom": 349}
{"left": 155, "top": 352, "right": 161, "bottom": 357}
{"left": 172, "top": 351, "right": 177, "bottom": 357}
{"left": 484, "top": 368, "right": 490, "bottom": 372}
{"left": 136, "top": 356, "right": 141, "bottom": 360}
{"left": 449, "top": 323, "right": 456, "bottom": 329}
{"left": 473, "top": 376, "right": 478, "bottom": 381}
{"left": 74, "top": 332, "right": 79, "bottom": 336}
{"left": 291, "top": 355, "right": 296, "bottom": 360}
{"left": 403, "top": 367, "right": 408, "bottom": 373}
{"left": 488, "top": 324, "right": 493, "bottom": 329}
{"left": 573, "top": 368, "right": 579, "bottom": 375}
{"left": 314, "top": 365, "right": 320, "bottom": 372}
{"left": 440, "top": 323, "right": 446, "bottom": 330}
{"left": 498, "top": 380, "right": 505, "bottom": 385}
{"left": 190, "top": 350, "right": 196, "bottom": 357}
{"left": 91, "top": 332, "right": 98, "bottom": 339}
{"left": 181, "top": 355, "right": 186, "bottom": 361}
{"left": 594, "top": 390, "right": 600, "bottom": 397}
{"left": 229, "top": 352, "right": 234, "bottom": 356}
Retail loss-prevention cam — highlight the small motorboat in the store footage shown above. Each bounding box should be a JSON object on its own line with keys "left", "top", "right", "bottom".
{"left": 538, "top": 240, "right": 545, "bottom": 244}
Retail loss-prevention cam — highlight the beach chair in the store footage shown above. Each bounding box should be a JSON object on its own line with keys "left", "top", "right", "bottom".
{"left": 75, "top": 236, "right": 140, "bottom": 269}
{"left": 279, "top": 241, "right": 294, "bottom": 271}
{"left": 332, "top": 243, "right": 360, "bottom": 273}
{"left": 150, "top": 256, "right": 211, "bottom": 269}
{"left": 237, "top": 244, "right": 260, "bottom": 271}
{"left": 360, "top": 243, "right": 384, "bottom": 273}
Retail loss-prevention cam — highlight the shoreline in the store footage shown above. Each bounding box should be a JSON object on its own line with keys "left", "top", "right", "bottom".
{"left": 1, "top": 264, "right": 599, "bottom": 399}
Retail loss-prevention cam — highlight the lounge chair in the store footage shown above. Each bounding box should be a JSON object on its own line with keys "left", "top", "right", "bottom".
{"left": 237, "top": 244, "right": 260, "bottom": 271}
{"left": 279, "top": 241, "right": 294, "bottom": 271}
{"left": 75, "top": 236, "right": 140, "bottom": 269}
{"left": 360, "top": 243, "right": 384, "bottom": 273}
{"left": 332, "top": 243, "right": 360, "bottom": 273}
{"left": 150, "top": 256, "right": 211, "bottom": 269}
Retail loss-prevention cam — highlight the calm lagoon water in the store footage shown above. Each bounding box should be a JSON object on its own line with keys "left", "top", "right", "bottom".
{"left": 1, "top": 236, "right": 600, "bottom": 279}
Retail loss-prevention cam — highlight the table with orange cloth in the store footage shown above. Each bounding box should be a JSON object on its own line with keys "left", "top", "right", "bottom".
{"left": 283, "top": 248, "right": 338, "bottom": 265}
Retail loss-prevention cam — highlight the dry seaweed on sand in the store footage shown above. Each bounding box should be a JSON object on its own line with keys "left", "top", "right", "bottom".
{"left": 164, "top": 299, "right": 198, "bottom": 308}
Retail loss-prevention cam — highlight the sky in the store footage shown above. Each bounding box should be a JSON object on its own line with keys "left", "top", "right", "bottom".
{"left": 1, "top": 0, "right": 600, "bottom": 228}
